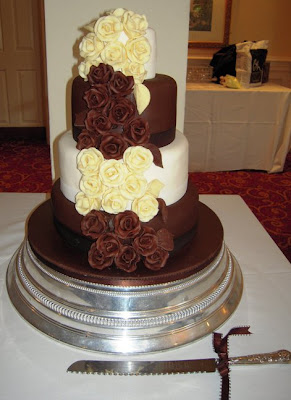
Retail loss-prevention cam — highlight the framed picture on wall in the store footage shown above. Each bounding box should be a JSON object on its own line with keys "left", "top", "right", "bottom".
{"left": 188, "top": 0, "right": 232, "bottom": 48}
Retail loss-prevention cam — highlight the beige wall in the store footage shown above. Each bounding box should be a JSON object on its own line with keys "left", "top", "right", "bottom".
{"left": 188, "top": 0, "right": 291, "bottom": 60}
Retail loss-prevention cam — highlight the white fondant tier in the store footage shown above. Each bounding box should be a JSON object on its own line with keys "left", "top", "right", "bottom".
{"left": 58, "top": 131, "right": 189, "bottom": 206}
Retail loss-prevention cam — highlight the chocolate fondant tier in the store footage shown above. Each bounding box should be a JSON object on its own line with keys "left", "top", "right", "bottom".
{"left": 51, "top": 179, "right": 199, "bottom": 242}
{"left": 28, "top": 200, "right": 224, "bottom": 286}
{"left": 72, "top": 74, "right": 177, "bottom": 147}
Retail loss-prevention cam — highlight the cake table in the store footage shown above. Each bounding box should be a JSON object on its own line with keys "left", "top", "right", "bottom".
{"left": 0, "top": 193, "right": 290, "bottom": 399}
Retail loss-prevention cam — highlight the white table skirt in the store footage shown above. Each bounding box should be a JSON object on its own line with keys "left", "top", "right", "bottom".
{"left": 185, "top": 83, "right": 291, "bottom": 173}
{"left": 0, "top": 193, "right": 290, "bottom": 400}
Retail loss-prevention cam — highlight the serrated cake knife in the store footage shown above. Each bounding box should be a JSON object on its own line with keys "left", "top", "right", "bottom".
{"left": 67, "top": 349, "right": 291, "bottom": 375}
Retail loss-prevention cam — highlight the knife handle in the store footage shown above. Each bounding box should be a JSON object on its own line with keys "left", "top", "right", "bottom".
{"left": 229, "top": 349, "right": 291, "bottom": 365}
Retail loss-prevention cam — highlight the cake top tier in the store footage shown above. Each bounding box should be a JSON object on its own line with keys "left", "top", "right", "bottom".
{"left": 78, "top": 8, "right": 156, "bottom": 114}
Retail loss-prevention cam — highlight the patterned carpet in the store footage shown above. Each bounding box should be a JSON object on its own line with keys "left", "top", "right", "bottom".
{"left": 0, "top": 138, "right": 290, "bottom": 262}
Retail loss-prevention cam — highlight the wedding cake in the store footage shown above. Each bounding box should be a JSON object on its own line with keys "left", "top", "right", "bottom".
{"left": 7, "top": 9, "right": 242, "bottom": 353}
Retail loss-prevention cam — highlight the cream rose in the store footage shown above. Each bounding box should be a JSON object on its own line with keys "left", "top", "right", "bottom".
{"left": 94, "top": 15, "right": 123, "bottom": 42}
{"left": 77, "top": 148, "right": 104, "bottom": 176}
{"left": 78, "top": 60, "right": 93, "bottom": 80}
{"left": 122, "top": 11, "right": 148, "bottom": 39}
{"left": 123, "top": 146, "right": 153, "bottom": 174}
{"left": 79, "top": 176, "right": 105, "bottom": 198}
{"left": 132, "top": 194, "right": 159, "bottom": 222}
{"left": 126, "top": 36, "right": 151, "bottom": 64}
{"left": 99, "top": 159, "right": 127, "bottom": 187}
{"left": 75, "top": 191, "right": 101, "bottom": 216}
{"left": 119, "top": 173, "right": 148, "bottom": 200}
{"left": 123, "top": 61, "right": 146, "bottom": 83}
{"left": 101, "top": 41, "right": 127, "bottom": 69}
{"left": 79, "top": 32, "right": 104, "bottom": 60}
{"left": 102, "top": 188, "right": 128, "bottom": 214}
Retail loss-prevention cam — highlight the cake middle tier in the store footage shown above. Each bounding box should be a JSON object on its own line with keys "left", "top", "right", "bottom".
{"left": 58, "top": 130, "right": 189, "bottom": 206}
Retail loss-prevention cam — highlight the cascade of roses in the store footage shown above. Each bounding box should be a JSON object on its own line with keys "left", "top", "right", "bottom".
{"left": 76, "top": 63, "right": 162, "bottom": 167}
{"left": 81, "top": 209, "right": 174, "bottom": 272}
{"left": 78, "top": 8, "right": 151, "bottom": 114}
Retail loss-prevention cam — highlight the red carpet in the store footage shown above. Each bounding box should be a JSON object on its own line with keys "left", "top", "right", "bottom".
{"left": 0, "top": 138, "right": 290, "bottom": 262}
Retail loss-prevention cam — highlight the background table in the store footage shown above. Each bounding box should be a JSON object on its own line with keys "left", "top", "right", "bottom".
{"left": 184, "top": 83, "right": 291, "bottom": 173}
{"left": 0, "top": 193, "right": 290, "bottom": 400}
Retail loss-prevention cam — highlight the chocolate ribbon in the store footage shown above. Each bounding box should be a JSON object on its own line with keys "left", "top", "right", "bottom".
{"left": 213, "top": 326, "right": 252, "bottom": 400}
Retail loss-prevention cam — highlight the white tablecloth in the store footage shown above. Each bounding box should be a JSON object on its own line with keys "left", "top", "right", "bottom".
{"left": 184, "top": 83, "right": 291, "bottom": 173}
{"left": 0, "top": 193, "right": 290, "bottom": 400}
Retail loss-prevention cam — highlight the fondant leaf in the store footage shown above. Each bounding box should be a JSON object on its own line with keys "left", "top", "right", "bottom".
{"left": 134, "top": 83, "right": 150, "bottom": 114}
{"left": 156, "top": 228, "right": 174, "bottom": 251}
{"left": 144, "top": 143, "right": 163, "bottom": 168}
{"left": 157, "top": 198, "right": 168, "bottom": 223}
{"left": 147, "top": 179, "right": 164, "bottom": 198}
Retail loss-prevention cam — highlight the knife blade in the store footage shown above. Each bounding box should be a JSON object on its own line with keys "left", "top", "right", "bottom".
{"left": 67, "top": 349, "right": 291, "bottom": 375}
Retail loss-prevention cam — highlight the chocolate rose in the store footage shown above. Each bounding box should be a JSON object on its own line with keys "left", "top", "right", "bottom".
{"left": 88, "top": 242, "right": 113, "bottom": 270}
{"left": 88, "top": 64, "right": 114, "bottom": 85}
{"left": 114, "top": 210, "right": 141, "bottom": 240}
{"left": 123, "top": 118, "right": 150, "bottom": 145}
{"left": 85, "top": 109, "right": 112, "bottom": 135}
{"left": 144, "top": 246, "right": 169, "bottom": 270}
{"left": 83, "top": 85, "right": 110, "bottom": 109}
{"left": 96, "top": 232, "right": 120, "bottom": 257}
{"left": 133, "top": 226, "right": 158, "bottom": 256}
{"left": 81, "top": 210, "right": 108, "bottom": 239}
{"left": 109, "top": 72, "right": 134, "bottom": 97}
{"left": 76, "top": 129, "right": 100, "bottom": 150}
{"left": 109, "top": 98, "right": 136, "bottom": 125}
{"left": 115, "top": 245, "right": 140, "bottom": 273}
{"left": 99, "top": 134, "right": 128, "bottom": 160}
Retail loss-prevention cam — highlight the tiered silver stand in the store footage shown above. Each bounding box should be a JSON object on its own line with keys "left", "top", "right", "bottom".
{"left": 6, "top": 239, "right": 243, "bottom": 354}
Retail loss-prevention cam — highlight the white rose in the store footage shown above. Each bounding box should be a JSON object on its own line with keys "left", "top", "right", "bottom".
{"left": 132, "top": 194, "right": 159, "bottom": 222}
{"left": 79, "top": 33, "right": 104, "bottom": 60}
{"left": 99, "top": 159, "right": 127, "bottom": 187}
{"left": 75, "top": 191, "right": 101, "bottom": 216}
{"left": 102, "top": 188, "right": 128, "bottom": 214}
{"left": 77, "top": 148, "right": 104, "bottom": 176}
{"left": 122, "top": 11, "right": 148, "bottom": 39}
{"left": 78, "top": 60, "right": 93, "bottom": 80}
{"left": 79, "top": 175, "right": 105, "bottom": 198}
{"left": 101, "top": 41, "right": 127, "bottom": 69}
{"left": 123, "top": 146, "right": 153, "bottom": 174}
{"left": 126, "top": 36, "right": 151, "bottom": 64}
{"left": 94, "top": 15, "right": 123, "bottom": 42}
{"left": 123, "top": 61, "right": 146, "bottom": 83}
{"left": 119, "top": 172, "right": 147, "bottom": 200}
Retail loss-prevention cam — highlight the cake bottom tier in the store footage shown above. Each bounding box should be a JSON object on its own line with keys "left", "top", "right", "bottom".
{"left": 6, "top": 201, "right": 243, "bottom": 354}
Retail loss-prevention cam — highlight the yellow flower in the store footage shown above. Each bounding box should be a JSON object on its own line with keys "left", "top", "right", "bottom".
{"left": 119, "top": 173, "right": 148, "bottom": 200}
{"left": 101, "top": 41, "right": 127, "bottom": 69}
{"left": 75, "top": 191, "right": 101, "bottom": 216}
{"left": 78, "top": 60, "right": 93, "bottom": 80}
{"left": 123, "top": 61, "right": 146, "bottom": 83}
{"left": 79, "top": 32, "right": 104, "bottom": 60}
{"left": 122, "top": 11, "right": 148, "bottom": 39}
{"left": 99, "top": 159, "right": 127, "bottom": 187}
{"left": 79, "top": 176, "right": 104, "bottom": 198}
{"left": 123, "top": 146, "right": 153, "bottom": 174}
{"left": 94, "top": 15, "right": 123, "bottom": 42}
{"left": 102, "top": 188, "right": 128, "bottom": 214}
{"left": 77, "top": 148, "right": 104, "bottom": 176}
{"left": 132, "top": 194, "right": 159, "bottom": 222}
{"left": 126, "top": 36, "right": 151, "bottom": 64}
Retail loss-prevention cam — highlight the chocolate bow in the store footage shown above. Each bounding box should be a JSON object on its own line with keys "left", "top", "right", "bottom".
{"left": 213, "top": 326, "right": 252, "bottom": 400}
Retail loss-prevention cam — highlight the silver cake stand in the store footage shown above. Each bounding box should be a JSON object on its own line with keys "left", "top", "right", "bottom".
{"left": 6, "top": 239, "right": 243, "bottom": 354}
